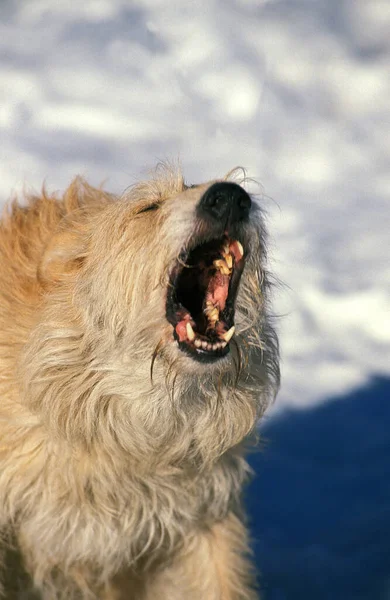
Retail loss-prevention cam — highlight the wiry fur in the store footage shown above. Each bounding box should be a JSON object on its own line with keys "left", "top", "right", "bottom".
{"left": 0, "top": 164, "right": 279, "bottom": 599}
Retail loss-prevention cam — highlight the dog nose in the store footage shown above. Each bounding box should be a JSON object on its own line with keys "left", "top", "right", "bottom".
{"left": 198, "top": 182, "right": 251, "bottom": 224}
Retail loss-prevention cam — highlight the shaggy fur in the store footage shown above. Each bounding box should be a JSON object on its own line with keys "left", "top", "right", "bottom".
{"left": 0, "top": 165, "right": 279, "bottom": 599}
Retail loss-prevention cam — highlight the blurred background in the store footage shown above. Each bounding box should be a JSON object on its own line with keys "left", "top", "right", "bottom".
{"left": 0, "top": 0, "right": 389, "bottom": 598}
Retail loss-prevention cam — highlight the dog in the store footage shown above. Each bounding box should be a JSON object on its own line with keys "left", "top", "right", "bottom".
{"left": 0, "top": 164, "right": 279, "bottom": 599}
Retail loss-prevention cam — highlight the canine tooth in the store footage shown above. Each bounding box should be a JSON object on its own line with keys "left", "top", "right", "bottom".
{"left": 201, "top": 341, "right": 208, "bottom": 350}
{"left": 223, "top": 243, "right": 230, "bottom": 255}
{"left": 186, "top": 322, "right": 195, "bottom": 341}
{"left": 194, "top": 339, "right": 202, "bottom": 348}
{"left": 220, "top": 341, "right": 227, "bottom": 348}
{"left": 221, "top": 326, "right": 235, "bottom": 343}
{"left": 236, "top": 241, "right": 244, "bottom": 260}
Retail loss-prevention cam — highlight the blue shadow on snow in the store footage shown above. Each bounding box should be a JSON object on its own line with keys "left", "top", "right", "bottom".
{"left": 245, "top": 377, "right": 390, "bottom": 600}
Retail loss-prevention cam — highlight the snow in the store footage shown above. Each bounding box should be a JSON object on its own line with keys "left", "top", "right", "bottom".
{"left": 1, "top": 0, "right": 389, "bottom": 411}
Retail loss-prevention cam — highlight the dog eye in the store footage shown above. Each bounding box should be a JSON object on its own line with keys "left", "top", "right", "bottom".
{"left": 138, "top": 203, "right": 160, "bottom": 214}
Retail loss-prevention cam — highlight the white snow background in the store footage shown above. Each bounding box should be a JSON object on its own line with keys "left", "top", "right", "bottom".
{"left": 0, "top": 0, "right": 389, "bottom": 413}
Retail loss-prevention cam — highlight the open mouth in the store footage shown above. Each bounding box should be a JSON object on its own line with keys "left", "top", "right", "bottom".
{"left": 166, "top": 236, "right": 245, "bottom": 362}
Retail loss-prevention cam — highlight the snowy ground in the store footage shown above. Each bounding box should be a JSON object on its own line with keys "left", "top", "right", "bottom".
{"left": 0, "top": 0, "right": 389, "bottom": 411}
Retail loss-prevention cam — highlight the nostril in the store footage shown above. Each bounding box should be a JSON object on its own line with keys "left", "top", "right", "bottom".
{"left": 203, "top": 192, "right": 222, "bottom": 208}
{"left": 214, "top": 193, "right": 225, "bottom": 208}
{"left": 203, "top": 191, "right": 229, "bottom": 219}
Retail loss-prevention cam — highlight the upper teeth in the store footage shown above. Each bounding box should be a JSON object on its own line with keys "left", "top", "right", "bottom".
{"left": 213, "top": 239, "right": 244, "bottom": 275}
{"left": 213, "top": 259, "right": 231, "bottom": 276}
{"left": 204, "top": 302, "right": 219, "bottom": 324}
{"left": 236, "top": 241, "right": 244, "bottom": 261}
{"left": 225, "top": 254, "right": 233, "bottom": 269}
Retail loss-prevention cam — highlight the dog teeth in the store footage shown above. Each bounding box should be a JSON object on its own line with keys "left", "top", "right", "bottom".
{"left": 191, "top": 335, "right": 226, "bottom": 352}
{"left": 204, "top": 302, "right": 219, "bottom": 324}
{"left": 221, "top": 326, "right": 235, "bottom": 343}
{"left": 213, "top": 259, "right": 231, "bottom": 276}
{"left": 225, "top": 254, "right": 233, "bottom": 269}
{"left": 236, "top": 241, "right": 244, "bottom": 260}
{"left": 186, "top": 322, "right": 195, "bottom": 341}
{"left": 209, "top": 311, "right": 219, "bottom": 324}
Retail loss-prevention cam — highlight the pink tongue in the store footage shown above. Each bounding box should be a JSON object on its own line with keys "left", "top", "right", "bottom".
{"left": 175, "top": 265, "right": 231, "bottom": 342}
{"left": 206, "top": 272, "right": 229, "bottom": 311}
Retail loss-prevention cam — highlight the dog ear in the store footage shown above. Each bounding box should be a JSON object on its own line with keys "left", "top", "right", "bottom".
{"left": 38, "top": 222, "right": 88, "bottom": 285}
{"left": 37, "top": 178, "right": 106, "bottom": 285}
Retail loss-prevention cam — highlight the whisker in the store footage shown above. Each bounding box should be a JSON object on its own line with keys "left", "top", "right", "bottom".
{"left": 150, "top": 339, "right": 164, "bottom": 384}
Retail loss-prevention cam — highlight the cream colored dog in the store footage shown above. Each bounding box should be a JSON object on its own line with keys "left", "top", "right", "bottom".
{"left": 0, "top": 165, "right": 279, "bottom": 599}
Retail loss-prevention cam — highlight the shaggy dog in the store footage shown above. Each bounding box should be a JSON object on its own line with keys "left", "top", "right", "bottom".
{"left": 0, "top": 165, "right": 279, "bottom": 599}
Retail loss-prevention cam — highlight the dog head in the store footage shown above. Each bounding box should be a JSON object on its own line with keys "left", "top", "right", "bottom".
{"left": 69, "top": 167, "right": 276, "bottom": 376}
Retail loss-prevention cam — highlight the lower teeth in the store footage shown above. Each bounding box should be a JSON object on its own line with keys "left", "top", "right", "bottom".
{"left": 192, "top": 337, "right": 228, "bottom": 351}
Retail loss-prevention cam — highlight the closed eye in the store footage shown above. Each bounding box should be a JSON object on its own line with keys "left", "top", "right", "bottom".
{"left": 138, "top": 203, "right": 160, "bottom": 214}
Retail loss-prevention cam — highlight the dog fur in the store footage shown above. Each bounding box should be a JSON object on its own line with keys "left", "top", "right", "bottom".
{"left": 0, "top": 165, "right": 279, "bottom": 599}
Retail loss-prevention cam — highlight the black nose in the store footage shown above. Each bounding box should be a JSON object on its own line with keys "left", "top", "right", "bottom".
{"left": 197, "top": 182, "right": 252, "bottom": 224}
